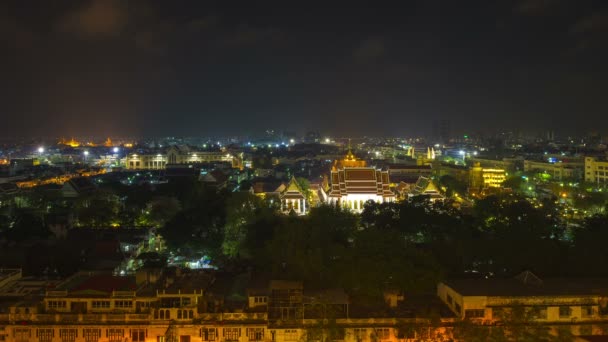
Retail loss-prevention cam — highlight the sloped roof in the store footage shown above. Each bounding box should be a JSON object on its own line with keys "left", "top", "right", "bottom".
{"left": 328, "top": 167, "right": 395, "bottom": 198}
{"left": 280, "top": 177, "right": 305, "bottom": 200}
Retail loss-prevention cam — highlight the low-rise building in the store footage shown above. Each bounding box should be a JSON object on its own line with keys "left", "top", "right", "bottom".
{"left": 524, "top": 160, "right": 583, "bottom": 181}
{"left": 126, "top": 146, "right": 240, "bottom": 170}
{"left": 438, "top": 271, "right": 608, "bottom": 336}
{"left": 585, "top": 157, "right": 608, "bottom": 186}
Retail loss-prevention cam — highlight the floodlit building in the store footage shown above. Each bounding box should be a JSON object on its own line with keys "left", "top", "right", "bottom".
{"left": 469, "top": 163, "right": 506, "bottom": 195}
{"left": 524, "top": 160, "right": 583, "bottom": 181}
{"left": 327, "top": 148, "right": 395, "bottom": 212}
{"left": 408, "top": 176, "right": 445, "bottom": 202}
{"left": 279, "top": 177, "right": 307, "bottom": 215}
{"left": 585, "top": 157, "right": 608, "bottom": 186}
{"left": 126, "top": 146, "right": 241, "bottom": 170}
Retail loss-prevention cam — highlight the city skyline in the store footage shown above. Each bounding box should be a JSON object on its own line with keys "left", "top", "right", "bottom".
{"left": 2, "top": 0, "right": 608, "bottom": 138}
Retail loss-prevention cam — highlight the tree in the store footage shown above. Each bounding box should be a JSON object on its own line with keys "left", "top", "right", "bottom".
{"left": 5, "top": 210, "right": 50, "bottom": 241}
{"left": 146, "top": 196, "right": 182, "bottom": 227}
{"left": 438, "top": 175, "right": 467, "bottom": 197}
{"left": 296, "top": 177, "right": 313, "bottom": 200}
{"left": 222, "top": 192, "right": 265, "bottom": 258}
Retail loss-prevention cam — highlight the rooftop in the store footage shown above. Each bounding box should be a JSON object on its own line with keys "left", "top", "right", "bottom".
{"left": 444, "top": 272, "right": 608, "bottom": 297}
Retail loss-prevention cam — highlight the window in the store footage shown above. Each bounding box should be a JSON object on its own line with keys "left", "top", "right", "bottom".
{"left": 582, "top": 306, "right": 594, "bottom": 318}
{"left": 353, "top": 329, "right": 367, "bottom": 341}
{"left": 454, "top": 303, "right": 462, "bottom": 314}
{"left": 580, "top": 325, "right": 592, "bottom": 335}
{"left": 48, "top": 301, "right": 67, "bottom": 309}
{"left": 201, "top": 328, "right": 217, "bottom": 341}
{"left": 559, "top": 306, "right": 572, "bottom": 318}
{"left": 465, "top": 309, "right": 485, "bottom": 318}
{"left": 446, "top": 294, "right": 453, "bottom": 305}
{"left": 532, "top": 306, "right": 547, "bottom": 320}
{"left": 254, "top": 297, "right": 267, "bottom": 303}
{"left": 37, "top": 329, "right": 54, "bottom": 342}
{"left": 115, "top": 300, "right": 133, "bottom": 308}
{"left": 83, "top": 329, "right": 101, "bottom": 342}
{"left": 107, "top": 329, "right": 124, "bottom": 342}
{"left": 284, "top": 330, "right": 298, "bottom": 341}
{"left": 247, "top": 328, "right": 264, "bottom": 341}
{"left": 224, "top": 328, "right": 240, "bottom": 341}
{"left": 180, "top": 336, "right": 190, "bottom": 342}
{"left": 375, "top": 329, "right": 390, "bottom": 340}
{"left": 329, "top": 328, "right": 345, "bottom": 341}
{"left": 59, "top": 329, "right": 78, "bottom": 342}
{"left": 131, "top": 329, "right": 146, "bottom": 342}
{"left": 91, "top": 301, "right": 111, "bottom": 309}
{"left": 157, "top": 337, "right": 165, "bottom": 342}
{"left": 14, "top": 328, "right": 31, "bottom": 342}
{"left": 178, "top": 310, "right": 182, "bottom": 319}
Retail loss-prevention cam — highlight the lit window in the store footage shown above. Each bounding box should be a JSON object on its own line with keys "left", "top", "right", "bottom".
{"left": 107, "top": 329, "right": 124, "bottom": 342}
{"left": 224, "top": 328, "right": 240, "bottom": 342}
{"left": 465, "top": 309, "right": 484, "bottom": 318}
{"left": 284, "top": 330, "right": 298, "bottom": 341}
{"left": 83, "top": 329, "right": 101, "bottom": 342}
{"left": 131, "top": 329, "right": 146, "bottom": 342}
{"left": 374, "top": 328, "right": 390, "bottom": 340}
{"left": 114, "top": 300, "right": 133, "bottom": 308}
{"left": 353, "top": 329, "right": 367, "bottom": 341}
{"left": 37, "top": 329, "right": 54, "bottom": 342}
{"left": 247, "top": 328, "right": 264, "bottom": 341}
{"left": 92, "top": 301, "right": 111, "bottom": 309}
{"left": 59, "top": 329, "right": 77, "bottom": 342}
{"left": 582, "top": 306, "right": 594, "bottom": 318}
{"left": 201, "top": 328, "right": 217, "bottom": 341}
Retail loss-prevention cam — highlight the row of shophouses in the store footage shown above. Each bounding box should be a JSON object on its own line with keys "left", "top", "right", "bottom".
{"left": 2, "top": 268, "right": 608, "bottom": 342}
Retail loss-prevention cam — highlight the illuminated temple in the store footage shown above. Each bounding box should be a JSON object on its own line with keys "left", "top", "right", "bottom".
{"left": 327, "top": 146, "right": 395, "bottom": 212}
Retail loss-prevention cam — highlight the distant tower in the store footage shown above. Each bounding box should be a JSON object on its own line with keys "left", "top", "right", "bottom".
{"left": 433, "top": 119, "right": 451, "bottom": 143}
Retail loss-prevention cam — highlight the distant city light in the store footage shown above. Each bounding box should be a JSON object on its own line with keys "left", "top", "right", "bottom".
{"left": 290, "top": 139, "right": 295, "bottom": 144}
{"left": 37, "top": 147, "right": 44, "bottom": 153}
{"left": 113, "top": 147, "right": 119, "bottom": 153}
{"left": 325, "top": 138, "right": 330, "bottom": 143}
{"left": 459, "top": 150, "right": 465, "bottom": 155}
{"left": 473, "top": 151, "right": 478, "bottom": 156}
{"left": 83, "top": 150, "right": 89, "bottom": 156}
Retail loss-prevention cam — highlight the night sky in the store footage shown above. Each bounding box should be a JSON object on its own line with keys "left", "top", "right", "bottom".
{"left": 2, "top": 0, "right": 608, "bottom": 138}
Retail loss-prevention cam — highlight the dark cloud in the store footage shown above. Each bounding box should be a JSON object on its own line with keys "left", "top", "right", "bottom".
{"left": 56, "top": 0, "right": 127, "bottom": 38}
{"left": 571, "top": 11, "right": 608, "bottom": 33}
{"left": 2, "top": 0, "right": 608, "bottom": 137}
{"left": 188, "top": 15, "right": 220, "bottom": 33}
{"left": 513, "top": 0, "right": 563, "bottom": 16}
{"left": 353, "top": 38, "right": 386, "bottom": 63}
{"left": 223, "top": 25, "right": 286, "bottom": 48}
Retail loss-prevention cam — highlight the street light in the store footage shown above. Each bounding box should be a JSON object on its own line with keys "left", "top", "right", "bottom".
{"left": 459, "top": 150, "right": 466, "bottom": 163}
{"left": 112, "top": 147, "right": 119, "bottom": 153}
{"left": 37, "top": 147, "right": 44, "bottom": 154}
